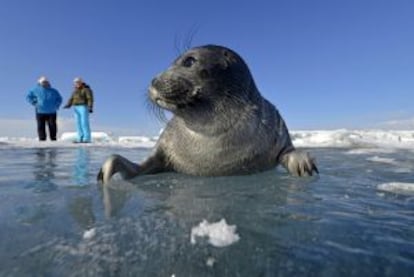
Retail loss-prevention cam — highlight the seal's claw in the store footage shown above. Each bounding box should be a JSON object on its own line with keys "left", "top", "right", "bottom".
{"left": 281, "top": 150, "right": 318, "bottom": 177}
{"left": 312, "top": 163, "right": 319, "bottom": 175}
{"left": 97, "top": 169, "right": 103, "bottom": 183}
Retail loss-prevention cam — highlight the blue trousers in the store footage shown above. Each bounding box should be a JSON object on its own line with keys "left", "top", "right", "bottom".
{"left": 74, "top": 105, "right": 91, "bottom": 142}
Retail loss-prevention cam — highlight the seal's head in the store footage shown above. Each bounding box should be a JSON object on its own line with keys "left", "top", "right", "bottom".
{"left": 148, "top": 45, "right": 259, "bottom": 117}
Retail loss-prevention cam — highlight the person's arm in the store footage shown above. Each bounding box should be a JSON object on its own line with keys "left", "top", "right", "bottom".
{"left": 55, "top": 90, "right": 63, "bottom": 109}
{"left": 85, "top": 87, "right": 94, "bottom": 112}
{"left": 63, "top": 93, "right": 73, "bottom": 108}
{"left": 26, "top": 89, "right": 37, "bottom": 106}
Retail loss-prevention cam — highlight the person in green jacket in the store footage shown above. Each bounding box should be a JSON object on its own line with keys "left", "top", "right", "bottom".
{"left": 64, "top": 77, "right": 94, "bottom": 143}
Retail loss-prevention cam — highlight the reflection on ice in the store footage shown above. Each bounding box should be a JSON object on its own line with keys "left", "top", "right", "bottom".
{"left": 72, "top": 148, "right": 90, "bottom": 186}
{"left": 68, "top": 195, "right": 95, "bottom": 229}
{"left": 25, "top": 148, "right": 58, "bottom": 192}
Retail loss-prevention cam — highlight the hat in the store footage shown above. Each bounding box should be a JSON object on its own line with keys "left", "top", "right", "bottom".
{"left": 73, "top": 77, "right": 84, "bottom": 84}
{"left": 38, "top": 76, "right": 49, "bottom": 84}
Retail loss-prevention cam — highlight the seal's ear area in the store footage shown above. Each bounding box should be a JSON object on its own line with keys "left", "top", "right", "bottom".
{"left": 199, "top": 69, "right": 210, "bottom": 79}
{"left": 220, "top": 49, "right": 239, "bottom": 69}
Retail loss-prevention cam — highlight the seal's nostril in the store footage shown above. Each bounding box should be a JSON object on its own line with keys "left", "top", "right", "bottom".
{"left": 151, "top": 78, "right": 158, "bottom": 87}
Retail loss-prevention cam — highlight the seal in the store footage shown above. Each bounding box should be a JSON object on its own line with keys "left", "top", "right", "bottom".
{"left": 98, "top": 45, "right": 318, "bottom": 184}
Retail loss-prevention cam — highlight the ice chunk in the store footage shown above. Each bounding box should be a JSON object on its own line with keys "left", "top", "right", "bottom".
{"left": 60, "top": 132, "right": 112, "bottom": 142}
{"left": 191, "top": 219, "right": 240, "bottom": 247}
{"left": 83, "top": 228, "right": 96, "bottom": 240}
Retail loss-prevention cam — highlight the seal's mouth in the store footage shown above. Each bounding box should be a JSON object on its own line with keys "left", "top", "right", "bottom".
{"left": 149, "top": 86, "right": 191, "bottom": 111}
{"left": 155, "top": 98, "right": 185, "bottom": 110}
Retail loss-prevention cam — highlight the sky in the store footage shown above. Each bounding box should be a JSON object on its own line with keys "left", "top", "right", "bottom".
{"left": 0, "top": 0, "right": 413, "bottom": 137}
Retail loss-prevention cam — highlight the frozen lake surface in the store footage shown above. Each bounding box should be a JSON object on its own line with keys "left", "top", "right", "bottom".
{"left": 0, "top": 141, "right": 413, "bottom": 276}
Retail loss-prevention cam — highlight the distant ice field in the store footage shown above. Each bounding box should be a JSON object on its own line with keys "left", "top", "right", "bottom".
{"left": 1, "top": 129, "right": 414, "bottom": 149}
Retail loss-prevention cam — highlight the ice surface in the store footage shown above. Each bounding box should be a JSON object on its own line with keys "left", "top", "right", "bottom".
{"left": 190, "top": 219, "right": 240, "bottom": 247}
{"left": 1, "top": 146, "right": 413, "bottom": 275}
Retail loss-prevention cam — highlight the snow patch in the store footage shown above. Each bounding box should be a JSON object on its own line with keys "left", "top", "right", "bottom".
{"left": 377, "top": 182, "right": 414, "bottom": 195}
{"left": 366, "top": 156, "right": 397, "bottom": 165}
{"left": 291, "top": 129, "right": 414, "bottom": 148}
{"left": 60, "top": 132, "right": 112, "bottom": 142}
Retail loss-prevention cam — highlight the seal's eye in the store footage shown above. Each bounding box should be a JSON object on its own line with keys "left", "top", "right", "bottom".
{"left": 182, "top": 56, "right": 196, "bottom": 67}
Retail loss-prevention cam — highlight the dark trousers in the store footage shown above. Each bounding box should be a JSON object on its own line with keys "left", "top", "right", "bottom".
{"left": 36, "top": 113, "right": 57, "bottom": 141}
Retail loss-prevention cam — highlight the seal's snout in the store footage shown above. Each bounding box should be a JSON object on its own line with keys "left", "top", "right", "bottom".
{"left": 149, "top": 75, "right": 196, "bottom": 112}
{"left": 151, "top": 75, "right": 194, "bottom": 99}
{"left": 148, "top": 85, "right": 159, "bottom": 101}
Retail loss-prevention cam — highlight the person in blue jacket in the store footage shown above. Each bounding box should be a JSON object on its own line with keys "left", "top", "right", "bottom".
{"left": 26, "top": 76, "right": 63, "bottom": 141}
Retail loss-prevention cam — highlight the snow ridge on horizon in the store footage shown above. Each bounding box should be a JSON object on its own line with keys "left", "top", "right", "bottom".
{"left": 1, "top": 129, "right": 414, "bottom": 149}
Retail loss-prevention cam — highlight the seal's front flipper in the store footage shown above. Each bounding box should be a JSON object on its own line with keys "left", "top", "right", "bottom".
{"left": 97, "top": 154, "right": 140, "bottom": 184}
{"left": 97, "top": 150, "right": 170, "bottom": 185}
{"left": 280, "top": 150, "right": 318, "bottom": 177}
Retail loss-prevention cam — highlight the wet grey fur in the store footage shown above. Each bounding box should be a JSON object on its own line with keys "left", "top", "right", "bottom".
{"left": 98, "top": 45, "right": 318, "bottom": 184}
